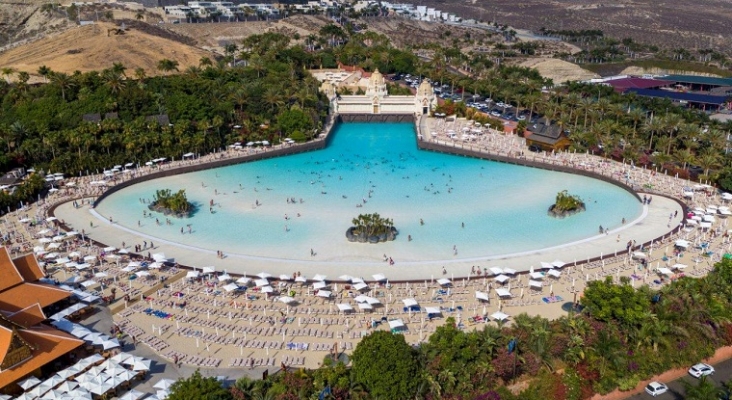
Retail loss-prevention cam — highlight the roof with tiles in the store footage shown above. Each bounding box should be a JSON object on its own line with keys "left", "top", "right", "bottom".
{"left": 11, "top": 253, "right": 46, "bottom": 283}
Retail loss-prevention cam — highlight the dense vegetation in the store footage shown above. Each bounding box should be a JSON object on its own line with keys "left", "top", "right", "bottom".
{"left": 0, "top": 173, "right": 45, "bottom": 215}
{"left": 1, "top": 16, "right": 731, "bottom": 399}
{"left": 350, "top": 213, "right": 394, "bottom": 237}
{"left": 549, "top": 190, "right": 585, "bottom": 217}
{"left": 0, "top": 32, "right": 327, "bottom": 177}
{"left": 162, "top": 258, "right": 732, "bottom": 399}
{"left": 150, "top": 189, "right": 192, "bottom": 217}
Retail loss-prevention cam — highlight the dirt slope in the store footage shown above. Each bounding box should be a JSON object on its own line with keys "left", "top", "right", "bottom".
{"left": 0, "top": 21, "right": 212, "bottom": 78}
{"left": 519, "top": 58, "right": 599, "bottom": 83}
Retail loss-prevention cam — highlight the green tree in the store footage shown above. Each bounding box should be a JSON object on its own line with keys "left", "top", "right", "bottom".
{"left": 157, "top": 59, "right": 180, "bottom": 74}
{"left": 167, "top": 370, "right": 232, "bottom": 400}
{"left": 682, "top": 375, "right": 723, "bottom": 400}
{"left": 351, "top": 330, "right": 422, "bottom": 399}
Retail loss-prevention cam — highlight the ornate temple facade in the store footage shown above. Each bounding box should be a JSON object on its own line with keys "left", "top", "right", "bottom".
{"left": 317, "top": 69, "right": 437, "bottom": 115}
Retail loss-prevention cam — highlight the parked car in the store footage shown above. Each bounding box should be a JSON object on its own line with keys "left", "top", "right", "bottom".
{"left": 644, "top": 381, "right": 668, "bottom": 397}
{"left": 688, "top": 362, "right": 715, "bottom": 378}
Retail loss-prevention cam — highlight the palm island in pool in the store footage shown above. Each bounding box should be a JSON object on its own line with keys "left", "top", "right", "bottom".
{"left": 94, "top": 122, "right": 643, "bottom": 266}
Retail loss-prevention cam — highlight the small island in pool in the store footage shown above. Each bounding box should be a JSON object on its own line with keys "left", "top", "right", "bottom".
{"left": 149, "top": 189, "right": 194, "bottom": 218}
{"left": 346, "top": 213, "right": 398, "bottom": 243}
{"left": 548, "top": 190, "right": 586, "bottom": 218}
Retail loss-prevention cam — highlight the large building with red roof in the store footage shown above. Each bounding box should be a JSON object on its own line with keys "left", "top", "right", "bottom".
{"left": 0, "top": 247, "right": 84, "bottom": 393}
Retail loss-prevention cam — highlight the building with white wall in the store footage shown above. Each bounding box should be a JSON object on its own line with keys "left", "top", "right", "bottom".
{"left": 318, "top": 69, "right": 436, "bottom": 115}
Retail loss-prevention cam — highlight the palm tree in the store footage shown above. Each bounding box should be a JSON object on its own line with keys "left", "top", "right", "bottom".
{"left": 682, "top": 375, "right": 724, "bottom": 400}
{"left": 1, "top": 67, "right": 15, "bottom": 83}
{"left": 50, "top": 72, "right": 76, "bottom": 101}
{"left": 673, "top": 148, "right": 697, "bottom": 171}
{"left": 103, "top": 70, "right": 126, "bottom": 95}
{"left": 156, "top": 59, "right": 179, "bottom": 75}
{"left": 134, "top": 67, "right": 146, "bottom": 81}
{"left": 37, "top": 65, "right": 52, "bottom": 82}
{"left": 198, "top": 56, "right": 213, "bottom": 69}
{"left": 643, "top": 116, "right": 665, "bottom": 151}
{"left": 697, "top": 150, "right": 721, "bottom": 177}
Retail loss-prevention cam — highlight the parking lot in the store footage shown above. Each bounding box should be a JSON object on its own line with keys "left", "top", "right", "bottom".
{"left": 389, "top": 73, "right": 540, "bottom": 124}
{"left": 628, "top": 358, "right": 732, "bottom": 399}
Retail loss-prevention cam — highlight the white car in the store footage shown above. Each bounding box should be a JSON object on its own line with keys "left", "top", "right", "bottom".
{"left": 688, "top": 362, "right": 714, "bottom": 378}
{"left": 644, "top": 381, "right": 668, "bottom": 397}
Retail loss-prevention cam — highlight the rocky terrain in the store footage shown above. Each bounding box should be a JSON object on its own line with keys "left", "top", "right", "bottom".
{"left": 428, "top": 0, "right": 732, "bottom": 56}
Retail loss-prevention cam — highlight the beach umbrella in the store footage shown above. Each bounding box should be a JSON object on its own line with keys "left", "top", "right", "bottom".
{"left": 154, "top": 378, "right": 176, "bottom": 391}
{"left": 118, "top": 389, "right": 146, "bottom": 400}
{"left": 104, "top": 374, "right": 126, "bottom": 388}
{"left": 116, "top": 370, "right": 137, "bottom": 382}
{"left": 313, "top": 274, "right": 327, "bottom": 281}
{"left": 491, "top": 311, "right": 510, "bottom": 321}
{"left": 66, "top": 389, "right": 92, "bottom": 400}
{"left": 101, "top": 338, "right": 121, "bottom": 350}
{"left": 131, "top": 357, "right": 151, "bottom": 371}
{"left": 55, "top": 380, "right": 79, "bottom": 393}
{"left": 14, "top": 393, "right": 35, "bottom": 400}
{"left": 256, "top": 272, "right": 272, "bottom": 279}
{"left": 42, "top": 374, "right": 65, "bottom": 388}
{"left": 110, "top": 352, "right": 134, "bottom": 364}
{"left": 254, "top": 279, "right": 269, "bottom": 287}
{"left": 218, "top": 273, "right": 232, "bottom": 281}
{"left": 279, "top": 274, "right": 291, "bottom": 281}
{"left": 84, "top": 381, "right": 113, "bottom": 396}
{"left": 55, "top": 367, "right": 79, "bottom": 380}
{"left": 372, "top": 273, "right": 386, "bottom": 281}
{"left": 236, "top": 277, "right": 250, "bottom": 284}
{"left": 41, "top": 389, "right": 65, "bottom": 399}
{"left": 295, "top": 276, "right": 307, "bottom": 283}
{"left": 19, "top": 376, "right": 41, "bottom": 390}
{"left": 202, "top": 266, "right": 215, "bottom": 274}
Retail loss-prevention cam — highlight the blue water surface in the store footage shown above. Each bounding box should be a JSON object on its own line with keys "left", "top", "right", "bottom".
{"left": 96, "top": 123, "right": 642, "bottom": 262}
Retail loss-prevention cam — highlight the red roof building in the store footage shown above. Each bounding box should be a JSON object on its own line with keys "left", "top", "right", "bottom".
{"left": 0, "top": 247, "right": 83, "bottom": 393}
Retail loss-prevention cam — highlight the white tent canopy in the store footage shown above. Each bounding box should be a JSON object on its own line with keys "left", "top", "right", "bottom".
{"left": 529, "top": 272, "right": 544, "bottom": 280}
{"left": 475, "top": 291, "right": 490, "bottom": 301}
{"left": 388, "top": 319, "right": 405, "bottom": 329}
{"left": 336, "top": 303, "right": 353, "bottom": 312}
{"left": 658, "top": 267, "right": 674, "bottom": 276}
{"left": 529, "top": 280, "right": 543, "bottom": 288}
{"left": 316, "top": 290, "right": 332, "bottom": 298}
{"left": 223, "top": 283, "right": 240, "bottom": 292}
{"left": 494, "top": 274, "right": 509, "bottom": 283}
{"left": 489, "top": 267, "right": 503, "bottom": 275}
{"left": 402, "top": 298, "right": 418, "bottom": 307}
{"left": 491, "top": 311, "right": 510, "bottom": 321}
{"left": 436, "top": 278, "right": 451, "bottom": 286}
{"left": 495, "top": 288, "right": 511, "bottom": 297}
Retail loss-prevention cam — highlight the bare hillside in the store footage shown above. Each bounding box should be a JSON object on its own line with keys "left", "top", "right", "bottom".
{"left": 165, "top": 15, "right": 334, "bottom": 49}
{"left": 0, "top": 21, "right": 213, "bottom": 78}
{"left": 426, "top": 0, "right": 732, "bottom": 56}
{"left": 0, "top": 1, "right": 73, "bottom": 52}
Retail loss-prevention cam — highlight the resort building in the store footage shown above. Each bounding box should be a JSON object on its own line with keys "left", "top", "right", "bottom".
{"left": 316, "top": 68, "right": 436, "bottom": 115}
{"left": 0, "top": 247, "right": 84, "bottom": 394}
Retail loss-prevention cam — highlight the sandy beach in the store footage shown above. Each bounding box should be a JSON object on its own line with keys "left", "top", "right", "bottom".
{"left": 3, "top": 115, "right": 729, "bottom": 378}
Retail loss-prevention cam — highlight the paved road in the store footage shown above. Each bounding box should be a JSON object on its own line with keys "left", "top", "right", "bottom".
{"left": 629, "top": 358, "right": 732, "bottom": 399}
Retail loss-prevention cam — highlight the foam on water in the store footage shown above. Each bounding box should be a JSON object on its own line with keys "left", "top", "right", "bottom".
{"left": 96, "top": 122, "right": 642, "bottom": 262}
